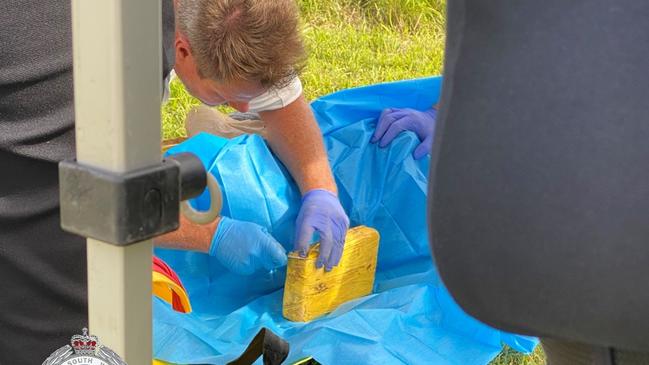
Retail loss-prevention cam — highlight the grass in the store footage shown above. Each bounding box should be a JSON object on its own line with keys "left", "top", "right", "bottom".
{"left": 492, "top": 346, "right": 545, "bottom": 365}
{"left": 161, "top": 1, "right": 544, "bottom": 364}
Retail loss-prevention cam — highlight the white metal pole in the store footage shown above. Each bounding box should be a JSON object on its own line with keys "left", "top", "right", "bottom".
{"left": 71, "top": 0, "right": 161, "bottom": 363}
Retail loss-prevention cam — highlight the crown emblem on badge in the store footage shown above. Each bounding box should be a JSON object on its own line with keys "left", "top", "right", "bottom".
{"left": 70, "top": 328, "right": 98, "bottom": 355}
{"left": 43, "top": 328, "right": 127, "bottom": 365}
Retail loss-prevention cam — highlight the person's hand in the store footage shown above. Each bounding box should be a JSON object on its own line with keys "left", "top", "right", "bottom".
{"left": 210, "top": 217, "right": 287, "bottom": 275}
{"left": 294, "top": 189, "right": 350, "bottom": 271}
{"left": 371, "top": 107, "right": 437, "bottom": 159}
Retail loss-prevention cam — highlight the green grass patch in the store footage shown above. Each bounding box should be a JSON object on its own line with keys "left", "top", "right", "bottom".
{"left": 162, "top": 78, "right": 200, "bottom": 139}
{"left": 301, "top": 21, "right": 444, "bottom": 100}
{"left": 490, "top": 345, "right": 545, "bottom": 365}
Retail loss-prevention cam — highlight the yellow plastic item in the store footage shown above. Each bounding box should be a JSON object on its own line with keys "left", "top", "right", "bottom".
{"left": 161, "top": 137, "right": 186, "bottom": 153}
{"left": 283, "top": 226, "right": 380, "bottom": 322}
{"left": 153, "top": 360, "right": 174, "bottom": 365}
{"left": 152, "top": 271, "right": 192, "bottom": 313}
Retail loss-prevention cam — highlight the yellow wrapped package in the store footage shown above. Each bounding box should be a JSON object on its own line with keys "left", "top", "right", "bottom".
{"left": 283, "top": 226, "right": 380, "bottom": 322}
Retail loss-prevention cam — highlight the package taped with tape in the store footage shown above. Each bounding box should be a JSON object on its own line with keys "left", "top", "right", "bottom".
{"left": 283, "top": 226, "right": 380, "bottom": 322}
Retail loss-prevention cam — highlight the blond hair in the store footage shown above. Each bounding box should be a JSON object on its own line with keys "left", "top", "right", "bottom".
{"left": 176, "top": 0, "right": 306, "bottom": 88}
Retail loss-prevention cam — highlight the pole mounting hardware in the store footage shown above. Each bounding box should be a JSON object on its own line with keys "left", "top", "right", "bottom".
{"left": 59, "top": 152, "right": 206, "bottom": 245}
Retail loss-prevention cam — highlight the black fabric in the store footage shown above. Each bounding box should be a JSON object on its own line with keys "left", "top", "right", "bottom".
{"left": 542, "top": 339, "right": 649, "bottom": 365}
{"left": 0, "top": 0, "right": 75, "bottom": 162}
{"left": 542, "top": 339, "right": 614, "bottom": 365}
{"left": 0, "top": 152, "right": 87, "bottom": 364}
{"left": 430, "top": 0, "right": 649, "bottom": 351}
{"left": 226, "top": 328, "right": 290, "bottom": 365}
{"left": 162, "top": 0, "right": 176, "bottom": 81}
{"left": 615, "top": 350, "right": 649, "bottom": 365}
{"left": 0, "top": 1, "right": 175, "bottom": 363}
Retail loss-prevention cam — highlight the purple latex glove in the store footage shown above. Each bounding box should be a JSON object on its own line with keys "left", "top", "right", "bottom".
{"left": 294, "top": 189, "right": 350, "bottom": 271}
{"left": 371, "top": 107, "right": 437, "bottom": 159}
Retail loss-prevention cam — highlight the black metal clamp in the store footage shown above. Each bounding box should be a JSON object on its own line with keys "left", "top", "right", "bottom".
{"left": 59, "top": 152, "right": 207, "bottom": 245}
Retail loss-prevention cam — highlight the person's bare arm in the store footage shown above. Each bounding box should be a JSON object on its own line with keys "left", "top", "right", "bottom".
{"left": 154, "top": 215, "right": 219, "bottom": 252}
{"left": 259, "top": 94, "right": 337, "bottom": 195}
{"left": 156, "top": 94, "right": 336, "bottom": 254}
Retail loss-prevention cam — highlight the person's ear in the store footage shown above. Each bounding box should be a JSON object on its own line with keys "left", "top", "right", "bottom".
{"left": 175, "top": 35, "right": 191, "bottom": 60}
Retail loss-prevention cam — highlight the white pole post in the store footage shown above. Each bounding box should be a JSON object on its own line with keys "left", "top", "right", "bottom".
{"left": 71, "top": 0, "right": 161, "bottom": 363}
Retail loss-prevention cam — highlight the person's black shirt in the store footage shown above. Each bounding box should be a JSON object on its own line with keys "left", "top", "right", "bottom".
{"left": 0, "top": 1, "right": 175, "bottom": 362}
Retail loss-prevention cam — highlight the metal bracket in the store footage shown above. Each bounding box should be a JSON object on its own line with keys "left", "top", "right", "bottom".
{"left": 59, "top": 152, "right": 206, "bottom": 245}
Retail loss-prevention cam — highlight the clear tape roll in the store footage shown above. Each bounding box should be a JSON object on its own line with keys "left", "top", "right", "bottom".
{"left": 181, "top": 173, "right": 222, "bottom": 224}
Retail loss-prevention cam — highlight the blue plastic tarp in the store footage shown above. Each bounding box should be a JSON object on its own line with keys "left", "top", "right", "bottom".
{"left": 155, "top": 76, "right": 538, "bottom": 364}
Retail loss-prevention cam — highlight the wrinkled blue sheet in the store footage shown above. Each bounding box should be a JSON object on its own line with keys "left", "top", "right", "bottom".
{"left": 155, "top": 77, "right": 538, "bottom": 364}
